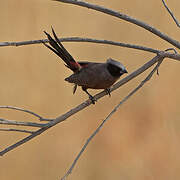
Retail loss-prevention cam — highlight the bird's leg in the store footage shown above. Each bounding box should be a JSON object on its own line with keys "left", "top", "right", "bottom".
{"left": 82, "top": 87, "right": 96, "bottom": 104}
{"left": 105, "top": 88, "right": 111, "bottom": 97}
{"left": 73, "top": 84, "right": 78, "bottom": 94}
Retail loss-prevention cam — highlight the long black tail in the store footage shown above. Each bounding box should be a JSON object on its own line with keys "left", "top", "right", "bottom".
{"left": 43, "top": 27, "right": 80, "bottom": 72}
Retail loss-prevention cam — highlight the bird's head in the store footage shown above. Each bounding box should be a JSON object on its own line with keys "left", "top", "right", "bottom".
{"left": 106, "top": 58, "right": 128, "bottom": 77}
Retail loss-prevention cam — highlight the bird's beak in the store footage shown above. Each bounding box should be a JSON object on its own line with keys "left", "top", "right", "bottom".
{"left": 123, "top": 69, "right": 128, "bottom": 73}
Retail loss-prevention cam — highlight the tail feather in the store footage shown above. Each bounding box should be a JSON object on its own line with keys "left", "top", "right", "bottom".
{"left": 43, "top": 27, "right": 80, "bottom": 72}
{"left": 51, "top": 28, "right": 73, "bottom": 61}
{"left": 43, "top": 31, "right": 68, "bottom": 61}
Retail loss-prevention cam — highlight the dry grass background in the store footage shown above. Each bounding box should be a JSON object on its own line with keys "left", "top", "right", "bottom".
{"left": 0, "top": 0, "right": 180, "bottom": 179}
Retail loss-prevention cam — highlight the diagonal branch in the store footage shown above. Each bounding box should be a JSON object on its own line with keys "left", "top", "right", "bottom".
{"left": 60, "top": 57, "right": 164, "bottom": 180}
{"left": 55, "top": 0, "right": 180, "bottom": 49}
{"left": 0, "top": 51, "right": 176, "bottom": 156}
{"left": 162, "top": 0, "right": 180, "bottom": 27}
{"left": 0, "top": 128, "right": 33, "bottom": 134}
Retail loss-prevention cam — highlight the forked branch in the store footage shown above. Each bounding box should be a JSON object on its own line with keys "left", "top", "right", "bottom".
{"left": 0, "top": 51, "right": 179, "bottom": 156}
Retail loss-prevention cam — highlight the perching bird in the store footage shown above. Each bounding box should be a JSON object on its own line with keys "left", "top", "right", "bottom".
{"left": 43, "top": 28, "right": 128, "bottom": 104}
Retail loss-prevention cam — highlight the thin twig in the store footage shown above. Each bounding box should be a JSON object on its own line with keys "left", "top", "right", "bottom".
{"left": 0, "top": 52, "right": 172, "bottom": 156}
{"left": 0, "top": 37, "right": 160, "bottom": 54}
{"left": 55, "top": 0, "right": 180, "bottom": 49}
{"left": 0, "top": 106, "right": 53, "bottom": 121}
{"left": 0, "top": 118, "right": 46, "bottom": 128}
{"left": 165, "top": 48, "right": 177, "bottom": 53}
{"left": 61, "top": 57, "right": 164, "bottom": 180}
{"left": 0, "top": 106, "right": 42, "bottom": 119}
{"left": 0, "top": 128, "right": 33, "bottom": 134}
{"left": 162, "top": 0, "right": 180, "bottom": 27}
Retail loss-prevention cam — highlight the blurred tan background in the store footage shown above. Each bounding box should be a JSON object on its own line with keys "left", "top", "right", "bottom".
{"left": 0, "top": 0, "right": 180, "bottom": 179}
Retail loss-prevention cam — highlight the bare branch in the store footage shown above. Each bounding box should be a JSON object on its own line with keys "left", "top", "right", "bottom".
{"left": 1, "top": 36, "right": 179, "bottom": 61}
{"left": 162, "top": 0, "right": 180, "bottom": 27}
{"left": 165, "top": 48, "right": 177, "bottom": 53}
{"left": 0, "top": 128, "right": 33, "bottom": 134}
{"left": 0, "top": 118, "right": 46, "bottom": 128}
{"left": 54, "top": 0, "right": 180, "bottom": 49}
{"left": 0, "top": 106, "right": 42, "bottom": 119}
{"left": 157, "top": 51, "right": 180, "bottom": 61}
{"left": 0, "top": 126, "right": 48, "bottom": 156}
{"left": 0, "top": 37, "right": 160, "bottom": 54}
{"left": 61, "top": 57, "right": 164, "bottom": 180}
{"left": 0, "top": 39, "right": 47, "bottom": 47}
{"left": 0, "top": 51, "right": 176, "bottom": 156}
{"left": 0, "top": 106, "right": 53, "bottom": 121}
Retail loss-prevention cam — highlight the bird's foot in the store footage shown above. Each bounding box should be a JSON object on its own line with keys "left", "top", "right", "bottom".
{"left": 105, "top": 88, "right": 111, "bottom": 97}
{"left": 82, "top": 87, "right": 97, "bottom": 104}
{"left": 88, "top": 95, "right": 97, "bottom": 104}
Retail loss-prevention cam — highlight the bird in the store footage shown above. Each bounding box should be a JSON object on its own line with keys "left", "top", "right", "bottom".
{"left": 43, "top": 28, "right": 128, "bottom": 104}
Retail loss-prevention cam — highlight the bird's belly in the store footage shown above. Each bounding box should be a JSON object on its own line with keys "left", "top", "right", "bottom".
{"left": 66, "top": 76, "right": 118, "bottom": 89}
{"left": 86, "top": 79, "right": 117, "bottom": 89}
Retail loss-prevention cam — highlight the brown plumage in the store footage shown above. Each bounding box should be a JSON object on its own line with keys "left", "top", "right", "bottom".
{"left": 65, "top": 62, "right": 119, "bottom": 89}
{"left": 43, "top": 28, "right": 128, "bottom": 104}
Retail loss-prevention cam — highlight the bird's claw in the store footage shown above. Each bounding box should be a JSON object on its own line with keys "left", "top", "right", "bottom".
{"left": 105, "top": 88, "right": 111, "bottom": 97}
{"left": 89, "top": 95, "right": 97, "bottom": 104}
